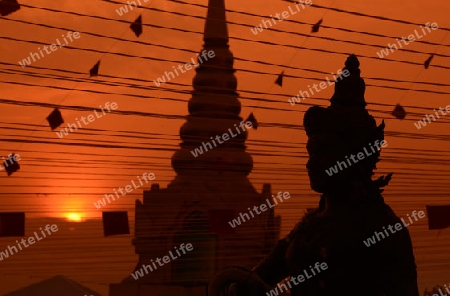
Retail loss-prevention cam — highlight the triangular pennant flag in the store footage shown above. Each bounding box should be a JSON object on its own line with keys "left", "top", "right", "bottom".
{"left": 46, "top": 108, "right": 64, "bottom": 130}
{"left": 426, "top": 205, "right": 450, "bottom": 230}
{"left": 0, "top": 212, "right": 25, "bottom": 237}
{"left": 245, "top": 112, "right": 258, "bottom": 130}
{"left": 90, "top": 60, "right": 100, "bottom": 76}
{"left": 275, "top": 71, "right": 284, "bottom": 86}
{"left": 0, "top": 0, "right": 20, "bottom": 16}
{"left": 4, "top": 153, "right": 20, "bottom": 176}
{"left": 102, "top": 211, "right": 130, "bottom": 236}
{"left": 312, "top": 19, "right": 323, "bottom": 33}
{"left": 424, "top": 54, "right": 433, "bottom": 69}
{"left": 391, "top": 104, "right": 406, "bottom": 119}
{"left": 130, "top": 15, "right": 143, "bottom": 37}
{"left": 208, "top": 210, "right": 235, "bottom": 234}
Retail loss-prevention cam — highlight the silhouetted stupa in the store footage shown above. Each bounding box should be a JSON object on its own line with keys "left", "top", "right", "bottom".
{"left": 109, "top": 0, "right": 280, "bottom": 295}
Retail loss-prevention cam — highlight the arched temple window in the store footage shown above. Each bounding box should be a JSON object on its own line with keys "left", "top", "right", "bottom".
{"left": 171, "top": 210, "right": 217, "bottom": 284}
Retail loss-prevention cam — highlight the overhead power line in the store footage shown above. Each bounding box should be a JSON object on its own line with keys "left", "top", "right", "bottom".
{"left": 8, "top": 3, "right": 450, "bottom": 70}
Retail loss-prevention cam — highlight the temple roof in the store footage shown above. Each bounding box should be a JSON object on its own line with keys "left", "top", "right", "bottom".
{"left": 5, "top": 275, "right": 101, "bottom": 296}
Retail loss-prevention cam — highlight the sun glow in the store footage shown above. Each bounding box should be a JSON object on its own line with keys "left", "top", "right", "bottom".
{"left": 65, "top": 213, "right": 83, "bottom": 222}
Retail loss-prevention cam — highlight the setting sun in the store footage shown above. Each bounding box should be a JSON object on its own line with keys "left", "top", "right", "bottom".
{"left": 65, "top": 213, "right": 83, "bottom": 222}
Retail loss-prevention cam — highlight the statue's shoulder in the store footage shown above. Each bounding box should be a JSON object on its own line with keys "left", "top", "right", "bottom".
{"left": 355, "top": 200, "right": 406, "bottom": 238}
{"left": 359, "top": 200, "right": 399, "bottom": 221}
{"left": 285, "top": 208, "right": 323, "bottom": 243}
{"left": 283, "top": 199, "right": 401, "bottom": 245}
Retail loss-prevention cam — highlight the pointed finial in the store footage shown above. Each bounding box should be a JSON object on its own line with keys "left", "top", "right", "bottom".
{"left": 345, "top": 54, "right": 360, "bottom": 69}
{"left": 204, "top": 0, "right": 228, "bottom": 43}
{"left": 330, "top": 54, "right": 366, "bottom": 107}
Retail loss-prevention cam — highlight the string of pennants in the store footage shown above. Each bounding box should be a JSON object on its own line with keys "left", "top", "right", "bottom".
{"left": 1, "top": 207, "right": 449, "bottom": 239}
{"left": 275, "top": 57, "right": 434, "bottom": 121}
{"left": 0, "top": 1, "right": 260, "bottom": 133}
{"left": 0, "top": 212, "right": 131, "bottom": 237}
{"left": 1, "top": 0, "right": 438, "bottom": 127}
{"left": 0, "top": 210, "right": 226, "bottom": 237}
{"left": 271, "top": 18, "right": 434, "bottom": 121}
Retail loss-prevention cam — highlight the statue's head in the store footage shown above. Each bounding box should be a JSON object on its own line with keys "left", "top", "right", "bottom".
{"left": 303, "top": 55, "right": 385, "bottom": 195}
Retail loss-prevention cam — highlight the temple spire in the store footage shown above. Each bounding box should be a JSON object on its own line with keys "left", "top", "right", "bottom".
{"left": 204, "top": 0, "right": 229, "bottom": 43}
{"left": 170, "top": 0, "right": 253, "bottom": 178}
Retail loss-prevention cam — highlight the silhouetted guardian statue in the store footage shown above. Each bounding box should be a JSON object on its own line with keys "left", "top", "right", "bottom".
{"left": 208, "top": 55, "right": 419, "bottom": 296}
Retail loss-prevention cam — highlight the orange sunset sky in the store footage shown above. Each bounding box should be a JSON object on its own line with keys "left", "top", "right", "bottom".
{"left": 0, "top": 0, "right": 449, "bottom": 294}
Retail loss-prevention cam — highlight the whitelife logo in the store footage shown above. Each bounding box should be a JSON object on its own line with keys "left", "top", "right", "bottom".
{"left": 288, "top": 69, "right": 350, "bottom": 106}
{"left": 0, "top": 153, "right": 20, "bottom": 172}
{"left": 115, "top": 0, "right": 150, "bottom": 16}
{"left": 18, "top": 31, "right": 81, "bottom": 68}
{"left": 376, "top": 22, "right": 438, "bottom": 59}
{"left": 414, "top": 105, "right": 450, "bottom": 130}
{"left": 363, "top": 210, "right": 425, "bottom": 247}
{"left": 131, "top": 243, "right": 193, "bottom": 280}
{"left": 93, "top": 172, "right": 155, "bottom": 209}
{"left": 153, "top": 50, "right": 215, "bottom": 87}
{"left": 250, "top": 0, "right": 312, "bottom": 35}
{"left": 0, "top": 224, "right": 58, "bottom": 261}
{"left": 266, "top": 261, "right": 328, "bottom": 296}
{"left": 190, "top": 120, "right": 252, "bottom": 158}
{"left": 228, "top": 192, "right": 290, "bottom": 228}
{"left": 55, "top": 102, "right": 118, "bottom": 139}
{"left": 325, "top": 140, "right": 387, "bottom": 176}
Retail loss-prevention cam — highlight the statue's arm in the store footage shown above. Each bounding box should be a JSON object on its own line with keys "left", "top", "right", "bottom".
{"left": 252, "top": 220, "right": 306, "bottom": 286}
{"left": 252, "top": 236, "right": 290, "bottom": 286}
{"left": 377, "top": 224, "right": 420, "bottom": 296}
{"left": 253, "top": 209, "right": 324, "bottom": 286}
